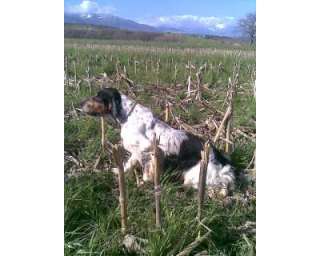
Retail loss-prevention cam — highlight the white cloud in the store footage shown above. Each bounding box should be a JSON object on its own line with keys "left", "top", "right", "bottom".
{"left": 216, "top": 23, "right": 225, "bottom": 29}
{"left": 65, "top": 0, "right": 116, "bottom": 15}
{"left": 138, "top": 15, "right": 236, "bottom": 31}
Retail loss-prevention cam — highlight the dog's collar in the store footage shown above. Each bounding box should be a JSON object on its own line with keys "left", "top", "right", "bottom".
{"left": 118, "top": 101, "right": 137, "bottom": 124}
{"left": 126, "top": 102, "right": 137, "bottom": 118}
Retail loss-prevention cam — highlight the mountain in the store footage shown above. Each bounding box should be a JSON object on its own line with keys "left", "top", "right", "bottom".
{"left": 64, "top": 13, "right": 158, "bottom": 33}
{"left": 156, "top": 24, "right": 237, "bottom": 37}
{"left": 138, "top": 15, "right": 239, "bottom": 37}
{"left": 64, "top": 12, "right": 238, "bottom": 37}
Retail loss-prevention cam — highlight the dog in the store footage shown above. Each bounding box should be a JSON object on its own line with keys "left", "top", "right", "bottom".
{"left": 80, "top": 87, "right": 235, "bottom": 197}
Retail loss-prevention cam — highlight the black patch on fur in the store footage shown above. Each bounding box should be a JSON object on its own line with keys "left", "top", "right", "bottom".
{"left": 163, "top": 132, "right": 231, "bottom": 179}
{"left": 96, "top": 88, "right": 122, "bottom": 118}
{"left": 163, "top": 132, "right": 202, "bottom": 173}
{"left": 210, "top": 146, "right": 230, "bottom": 166}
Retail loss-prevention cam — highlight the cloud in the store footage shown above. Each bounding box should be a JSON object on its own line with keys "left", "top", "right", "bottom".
{"left": 65, "top": 0, "right": 116, "bottom": 15}
{"left": 138, "top": 15, "right": 236, "bottom": 31}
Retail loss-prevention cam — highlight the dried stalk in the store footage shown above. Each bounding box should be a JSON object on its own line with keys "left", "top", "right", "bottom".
{"left": 86, "top": 65, "right": 91, "bottom": 93}
{"left": 246, "top": 149, "right": 256, "bottom": 170}
{"left": 197, "top": 141, "right": 210, "bottom": 224}
{"left": 225, "top": 115, "right": 231, "bottom": 153}
{"left": 151, "top": 136, "right": 162, "bottom": 228}
{"left": 225, "top": 73, "right": 238, "bottom": 152}
{"left": 123, "top": 65, "right": 127, "bottom": 76}
{"left": 112, "top": 145, "right": 128, "bottom": 234}
{"left": 156, "top": 60, "right": 160, "bottom": 86}
{"left": 100, "top": 117, "right": 105, "bottom": 151}
{"left": 65, "top": 56, "right": 69, "bottom": 87}
{"left": 213, "top": 106, "right": 232, "bottom": 143}
{"left": 187, "top": 75, "right": 192, "bottom": 97}
{"left": 176, "top": 230, "right": 212, "bottom": 256}
{"left": 195, "top": 65, "right": 205, "bottom": 101}
{"left": 174, "top": 64, "right": 178, "bottom": 84}
{"left": 133, "top": 168, "right": 141, "bottom": 187}
{"left": 120, "top": 73, "right": 135, "bottom": 88}
{"left": 235, "top": 128, "right": 256, "bottom": 142}
{"left": 165, "top": 101, "right": 170, "bottom": 122}
{"left": 134, "top": 60, "right": 137, "bottom": 74}
{"left": 73, "top": 61, "right": 78, "bottom": 90}
{"left": 214, "top": 73, "right": 238, "bottom": 145}
{"left": 71, "top": 102, "right": 79, "bottom": 119}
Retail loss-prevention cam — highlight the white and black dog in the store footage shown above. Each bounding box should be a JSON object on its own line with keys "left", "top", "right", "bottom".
{"left": 80, "top": 88, "right": 235, "bottom": 196}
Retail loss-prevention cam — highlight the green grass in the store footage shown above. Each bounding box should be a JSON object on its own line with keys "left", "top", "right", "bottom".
{"left": 65, "top": 38, "right": 256, "bottom": 255}
{"left": 65, "top": 172, "right": 255, "bottom": 256}
{"left": 64, "top": 35, "right": 254, "bottom": 51}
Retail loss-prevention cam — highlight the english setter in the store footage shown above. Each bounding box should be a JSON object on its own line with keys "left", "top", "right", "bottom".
{"left": 80, "top": 88, "right": 235, "bottom": 196}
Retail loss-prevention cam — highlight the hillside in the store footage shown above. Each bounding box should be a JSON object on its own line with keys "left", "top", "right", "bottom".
{"left": 64, "top": 24, "right": 251, "bottom": 51}
{"left": 65, "top": 13, "right": 158, "bottom": 33}
{"left": 64, "top": 23, "right": 181, "bottom": 42}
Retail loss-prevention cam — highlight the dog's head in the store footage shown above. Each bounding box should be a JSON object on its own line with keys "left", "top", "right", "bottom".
{"left": 80, "top": 88, "right": 122, "bottom": 118}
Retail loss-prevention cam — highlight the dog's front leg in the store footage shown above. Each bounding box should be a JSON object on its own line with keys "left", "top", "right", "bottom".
{"left": 112, "top": 154, "right": 140, "bottom": 175}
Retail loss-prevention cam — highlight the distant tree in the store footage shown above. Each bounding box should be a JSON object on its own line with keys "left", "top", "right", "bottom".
{"left": 238, "top": 13, "right": 256, "bottom": 45}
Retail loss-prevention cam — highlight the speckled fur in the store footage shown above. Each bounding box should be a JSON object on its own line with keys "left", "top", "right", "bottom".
{"left": 81, "top": 88, "right": 235, "bottom": 195}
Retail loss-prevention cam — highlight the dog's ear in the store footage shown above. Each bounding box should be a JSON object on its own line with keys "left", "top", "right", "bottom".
{"left": 97, "top": 88, "right": 122, "bottom": 117}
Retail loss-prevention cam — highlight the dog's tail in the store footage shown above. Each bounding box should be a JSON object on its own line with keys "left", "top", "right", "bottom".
{"left": 182, "top": 145, "right": 235, "bottom": 196}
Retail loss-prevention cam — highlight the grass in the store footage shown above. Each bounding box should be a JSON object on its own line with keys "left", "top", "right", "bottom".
{"left": 65, "top": 172, "right": 255, "bottom": 255}
{"left": 64, "top": 38, "right": 256, "bottom": 255}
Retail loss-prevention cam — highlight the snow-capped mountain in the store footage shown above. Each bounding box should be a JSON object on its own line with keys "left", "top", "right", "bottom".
{"left": 64, "top": 12, "right": 238, "bottom": 37}
{"left": 138, "top": 15, "right": 239, "bottom": 37}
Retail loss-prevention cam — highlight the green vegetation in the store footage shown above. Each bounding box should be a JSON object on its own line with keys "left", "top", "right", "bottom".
{"left": 65, "top": 37, "right": 256, "bottom": 255}
{"left": 65, "top": 24, "right": 253, "bottom": 51}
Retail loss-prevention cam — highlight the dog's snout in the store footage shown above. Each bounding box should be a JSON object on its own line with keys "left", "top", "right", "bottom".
{"left": 79, "top": 100, "right": 87, "bottom": 108}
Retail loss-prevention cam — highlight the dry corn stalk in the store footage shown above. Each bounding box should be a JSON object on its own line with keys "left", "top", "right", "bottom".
{"left": 100, "top": 117, "right": 105, "bottom": 151}
{"left": 197, "top": 141, "right": 210, "bottom": 224}
{"left": 176, "top": 230, "right": 212, "bottom": 256}
{"left": 225, "top": 120, "right": 231, "bottom": 153}
{"left": 151, "top": 136, "right": 162, "bottom": 228}
{"left": 224, "top": 73, "right": 238, "bottom": 152}
{"left": 214, "top": 72, "right": 238, "bottom": 146}
{"left": 134, "top": 60, "right": 138, "bottom": 74}
{"left": 112, "top": 145, "right": 128, "bottom": 234}
{"left": 123, "top": 65, "right": 127, "bottom": 75}
{"left": 65, "top": 56, "right": 69, "bottom": 87}
{"left": 73, "top": 61, "right": 78, "bottom": 91}
{"left": 156, "top": 60, "right": 160, "bottom": 85}
{"left": 174, "top": 64, "right": 178, "bottom": 84}
{"left": 86, "top": 65, "right": 91, "bottom": 93}
{"left": 187, "top": 75, "right": 192, "bottom": 97}
{"left": 195, "top": 65, "right": 205, "bottom": 101}
{"left": 213, "top": 106, "right": 232, "bottom": 144}
{"left": 165, "top": 101, "right": 170, "bottom": 122}
{"left": 120, "top": 73, "right": 134, "bottom": 88}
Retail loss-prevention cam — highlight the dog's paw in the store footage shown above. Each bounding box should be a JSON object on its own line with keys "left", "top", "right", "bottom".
{"left": 207, "top": 187, "right": 228, "bottom": 199}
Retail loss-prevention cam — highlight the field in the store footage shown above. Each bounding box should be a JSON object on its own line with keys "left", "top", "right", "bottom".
{"left": 64, "top": 36, "right": 256, "bottom": 256}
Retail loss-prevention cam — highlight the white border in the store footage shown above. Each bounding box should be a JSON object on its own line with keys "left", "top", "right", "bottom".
{"left": 0, "top": 0, "right": 320, "bottom": 255}
{"left": 0, "top": 1, "right": 63, "bottom": 255}
{"left": 258, "top": 0, "right": 320, "bottom": 255}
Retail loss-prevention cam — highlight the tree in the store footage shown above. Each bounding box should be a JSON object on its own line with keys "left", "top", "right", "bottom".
{"left": 238, "top": 13, "right": 256, "bottom": 45}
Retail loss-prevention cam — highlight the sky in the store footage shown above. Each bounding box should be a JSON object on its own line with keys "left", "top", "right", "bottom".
{"left": 64, "top": 0, "right": 256, "bottom": 32}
